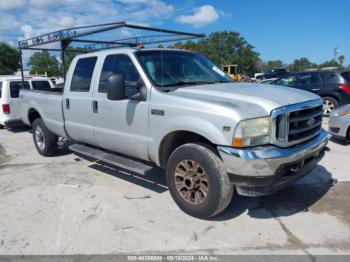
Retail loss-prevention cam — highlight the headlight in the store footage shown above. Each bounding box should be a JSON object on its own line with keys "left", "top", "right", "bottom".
{"left": 232, "top": 117, "right": 272, "bottom": 147}
{"left": 333, "top": 110, "right": 350, "bottom": 117}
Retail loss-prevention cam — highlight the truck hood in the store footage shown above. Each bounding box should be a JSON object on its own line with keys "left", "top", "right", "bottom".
{"left": 169, "top": 82, "right": 321, "bottom": 119}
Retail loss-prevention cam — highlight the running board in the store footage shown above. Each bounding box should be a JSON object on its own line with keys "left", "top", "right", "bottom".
{"left": 69, "top": 144, "right": 154, "bottom": 175}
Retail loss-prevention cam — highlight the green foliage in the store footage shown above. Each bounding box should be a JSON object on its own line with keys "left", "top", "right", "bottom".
{"left": 63, "top": 47, "right": 86, "bottom": 73}
{"left": 259, "top": 60, "right": 286, "bottom": 72}
{"left": 287, "top": 58, "right": 317, "bottom": 72}
{"left": 317, "top": 60, "right": 344, "bottom": 70}
{"left": 28, "top": 51, "right": 61, "bottom": 77}
{"left": 0, "top": 43, "right": 20, "bottom": 75}
{"left": 175, "top": 31, "right": 260, "bottom": 76}
{"left": 338, "top": 55, "right": 345, "bottom": 65}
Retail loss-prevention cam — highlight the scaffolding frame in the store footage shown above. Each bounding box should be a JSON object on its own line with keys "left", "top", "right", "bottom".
{"left": 18, "top": 21, "right": 205, "bottom": 82}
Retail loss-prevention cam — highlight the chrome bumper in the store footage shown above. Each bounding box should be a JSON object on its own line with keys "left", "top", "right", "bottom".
{"left": 217, "top": 129, "right": 329, "bottom": 178}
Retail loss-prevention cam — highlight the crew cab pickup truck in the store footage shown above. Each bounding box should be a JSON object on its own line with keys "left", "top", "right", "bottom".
{"left": 20, "top": 48, "right": 329, "bottom": 218}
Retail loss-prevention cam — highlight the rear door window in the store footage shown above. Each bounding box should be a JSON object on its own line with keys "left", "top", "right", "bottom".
{"left": 70, "top": 57, "right": 97, "bottom": 92}
{"left": 9, "top": 81, "right": 30, "bottom": 98}
{"left": 32, "top": 80, "right": 51, "bottom": 90}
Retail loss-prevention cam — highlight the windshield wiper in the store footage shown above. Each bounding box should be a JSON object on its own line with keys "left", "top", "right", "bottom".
{"left": 213, "top": 80, "right": 232, "bottom": 83}
{"left": 162, "top": 80, "right": 216, "bottom": 87}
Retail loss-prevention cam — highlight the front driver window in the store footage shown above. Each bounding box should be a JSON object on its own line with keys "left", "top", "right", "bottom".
{"left": 99, "top": 54, "right": 143, "bottom": 98}
{"left": 274, "top": 75, "right": 298, "bottom": 87}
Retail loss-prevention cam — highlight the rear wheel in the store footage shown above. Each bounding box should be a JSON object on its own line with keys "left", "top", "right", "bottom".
{"left": 323, "top": 97, "right": 339, "bottom": 116}
{"left": 0, "top": 124, "right": 4, "bottom": 129}
{"left": 166, "top": 143, "right": 233, "bottom": 218}
{"left": 32, "top": 118, "right": 58, "bottom": 156}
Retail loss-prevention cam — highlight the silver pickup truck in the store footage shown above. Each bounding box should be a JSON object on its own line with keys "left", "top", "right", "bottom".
{"left": 20, "top": 48, "right": 329, "bottom": 218}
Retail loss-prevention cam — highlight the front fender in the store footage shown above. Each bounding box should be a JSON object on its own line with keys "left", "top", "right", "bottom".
{"left": 149, "top": 115, "right": 231, "bottom": 165}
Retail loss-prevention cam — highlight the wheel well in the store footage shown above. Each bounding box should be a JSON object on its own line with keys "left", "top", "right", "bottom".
{"left": 28, "top": 109, "right": 41, "bottom": 125}
{"left": 321, "top": 95, "right": 340, "bottom": 104}
{"left": 158, "top": 131, "right": 217, "bottom": 168}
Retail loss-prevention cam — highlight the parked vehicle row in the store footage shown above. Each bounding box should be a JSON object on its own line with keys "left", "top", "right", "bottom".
{"left": 270, "top": 70, "right": 350, "bottom": 116}
{"left": 0, "top": 76, "right": 54, "bottom": 129}
{"left": 19, "top": 47, "right": 329, "bottom": 218}
{"left": 256, "top": 68, "right": 288, "bottom": 81}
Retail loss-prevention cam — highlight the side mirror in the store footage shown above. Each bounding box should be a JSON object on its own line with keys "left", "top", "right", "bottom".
{"left": 107, "top": 74, "right": 125, "bottom": 101}
{"left": 134, "top": 79, "right": 147, "bottom": 101}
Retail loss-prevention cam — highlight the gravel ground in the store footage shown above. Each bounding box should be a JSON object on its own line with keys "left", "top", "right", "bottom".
{"left": 0, "top": 120, "right": 349, "bottom": 256}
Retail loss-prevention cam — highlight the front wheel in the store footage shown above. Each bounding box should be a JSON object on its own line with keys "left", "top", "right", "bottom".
{"left": 166, "top": 143, "right": 233, "bottom": 218}
{"left": 32, "top": 118, "right": 58, "bottom": 156}
{"left": 323, "top": 97, "right": 339, "bottom": 116}
{"left": 0, "top": 124, "right": 4, "bottom": 129}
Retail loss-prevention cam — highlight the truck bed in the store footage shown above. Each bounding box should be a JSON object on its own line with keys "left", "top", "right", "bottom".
{"left": 19, "top": 89, "right": 67, "bottom": 137}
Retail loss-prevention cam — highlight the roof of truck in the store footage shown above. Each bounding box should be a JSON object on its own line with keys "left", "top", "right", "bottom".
{"left": 0, "top": 76, "right": 52, "bottom": 81}
{"left": 74, "top": 47, "right": 194, "bottom": 59}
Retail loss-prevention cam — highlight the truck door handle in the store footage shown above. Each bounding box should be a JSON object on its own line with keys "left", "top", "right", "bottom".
{"left": 93, "top": 100, "right": 98, "bottom": 113}
{"left": 66, "top": 98, "right": 70, "bottom": 109}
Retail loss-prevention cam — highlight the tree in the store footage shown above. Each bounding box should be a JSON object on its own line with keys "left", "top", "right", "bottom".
{"left": 288, "top": 58, "right": 317, "bottom": 72}
{"left": 0, "top": 43, "right": 20, "bottom": 75}
{"left": 175, "top": 31, "right": 260, "bottom": 76}
{"left": 259, "top": 60, "right": 285, "bottom": 72}
{"left": 28, "top": 51, "right": 61, "bottom": 77}
{"left": 63, "top": 47, "right": 86, "bottom": 73}
{"left": 338, "top": 55, "right": 345, "bottom": 65}
{"left": 318, "top": 60, "right": 343, "bottom": 70}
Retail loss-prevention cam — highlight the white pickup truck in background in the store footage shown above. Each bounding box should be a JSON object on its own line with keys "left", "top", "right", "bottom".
{"left": 0, "top": 76, "right": 54, "bottom": 129}
{"left": 19, "top": 47, "right": 329, "bottom": 218}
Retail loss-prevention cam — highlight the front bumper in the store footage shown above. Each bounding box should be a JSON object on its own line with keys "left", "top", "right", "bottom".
{"left": 328, "top": 115, "right": 350, "bottom": 139}
{"left": 217, "top": 129, "right": 329, "bottom": 196}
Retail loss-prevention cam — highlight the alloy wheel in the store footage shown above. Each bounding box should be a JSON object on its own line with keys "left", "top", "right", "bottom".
{"left": 174, "top": 159, "right": 209, "bottom": 205}
{"left": 323, "top": 99, "right": 335, "bottom": 115}
{"left": 35, "top": 126, "right": 46, "bottom": 151}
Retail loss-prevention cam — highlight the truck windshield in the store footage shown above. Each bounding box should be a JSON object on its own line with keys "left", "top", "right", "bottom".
{"left": 136, "top": 50, "right": 232, "bottom": 89}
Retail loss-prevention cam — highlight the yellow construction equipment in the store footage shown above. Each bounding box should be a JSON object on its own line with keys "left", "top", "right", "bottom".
{"left": 222, "top": 64, "right": 242, "bottom": 81}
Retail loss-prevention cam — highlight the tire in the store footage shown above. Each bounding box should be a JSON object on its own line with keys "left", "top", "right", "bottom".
{"left": 166, "top": 143, "right": 233, "bottom": 218}
{"left": 32, "top": 118, "right": 58, "bottom": 156}
{"left": 0, "top": 124, "right": 4, "bottom": 129}
{"left": 323, "top": 97, "right": 339, "bottom": 116}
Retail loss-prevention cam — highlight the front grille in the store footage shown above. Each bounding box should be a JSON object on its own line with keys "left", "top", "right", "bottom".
{"left": 275, "top": 101, "right": 323, "bottom": 146}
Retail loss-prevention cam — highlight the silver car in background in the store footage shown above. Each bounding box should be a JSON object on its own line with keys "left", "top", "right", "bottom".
{"left": 328, "top": 104, "right": 350, "bottom": 140}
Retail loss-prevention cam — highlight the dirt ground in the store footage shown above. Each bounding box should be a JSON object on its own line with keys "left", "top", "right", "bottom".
{"left": 0, "top": 120, "right": 349, "bottom": 256}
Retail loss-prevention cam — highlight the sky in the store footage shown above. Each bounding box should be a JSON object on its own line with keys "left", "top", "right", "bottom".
{"left": 0, "top": 0, "right": 349, "bottom": 66}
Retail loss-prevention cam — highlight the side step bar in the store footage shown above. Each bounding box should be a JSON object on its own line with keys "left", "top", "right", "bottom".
{"left": 69, "top": 144, "right": 154, "bottom": 175}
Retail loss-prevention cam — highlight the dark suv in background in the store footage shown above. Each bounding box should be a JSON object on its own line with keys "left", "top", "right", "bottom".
{"left": 256, "top": 68, "right": 288, "bottom": 81}
{"left": 271, "top": 70, "right": 350, "bottom": 116}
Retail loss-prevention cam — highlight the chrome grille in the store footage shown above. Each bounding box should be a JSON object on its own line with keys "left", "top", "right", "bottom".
{"left": 288, "top": 105, "right": 322, "bottom": 142}
{"left": 273, "top": 99, "right": 323, "bottom": 147}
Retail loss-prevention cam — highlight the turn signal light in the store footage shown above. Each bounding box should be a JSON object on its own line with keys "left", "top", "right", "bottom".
{"left": 232, "top": 138, "right": 244, "bottom": 147}
{"left": 2, "top": 104, "right": 10, "bottom": 114}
